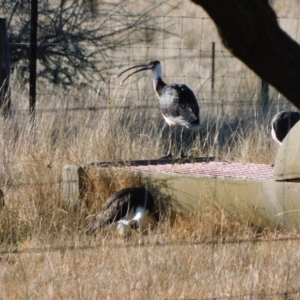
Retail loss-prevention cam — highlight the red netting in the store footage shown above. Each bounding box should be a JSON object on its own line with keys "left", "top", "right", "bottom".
{"left": 126, "top": 161, "right": 274, "bottom": 180}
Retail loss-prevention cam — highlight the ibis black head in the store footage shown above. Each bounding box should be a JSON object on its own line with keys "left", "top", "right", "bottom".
{"left": 118, "top": 60, "right": 161, "bottom": 85}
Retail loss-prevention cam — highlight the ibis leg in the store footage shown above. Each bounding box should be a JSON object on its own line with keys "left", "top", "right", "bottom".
{"left": 160, "top": 126, "right": 172, "bottom": 159}
{"left": 178, "top": 126, "right": 186, "bottom": 158}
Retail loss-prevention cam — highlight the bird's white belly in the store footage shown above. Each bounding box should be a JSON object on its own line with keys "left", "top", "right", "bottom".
{"left": 106, "top": 206, "right": 148, "bottom": 235}
{"left": 162, "top": 114, "right": 201, "bottom": 129}
{"left": 133, "top": 206, "right": 147, "bottom": 225}
{"left": 162, "top": 114, "right": 176, "bottom": 126}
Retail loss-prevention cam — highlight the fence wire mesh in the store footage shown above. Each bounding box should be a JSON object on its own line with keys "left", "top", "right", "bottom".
{"left": 1, "top": 2, "right": 300, "bottom": 299}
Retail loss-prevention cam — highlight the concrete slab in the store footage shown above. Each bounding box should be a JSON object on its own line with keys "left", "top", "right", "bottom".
{"left": 62, "top": 160, "right": 300, "bottom": 230}
{"left": 123, "top": 162, "right": 300, "bottom": 230}
{"left": 274, "top": 121, "right": 300, "bottom": 181}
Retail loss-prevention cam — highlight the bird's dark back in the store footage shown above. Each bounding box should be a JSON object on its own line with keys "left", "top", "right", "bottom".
{"left": 274, "top": 111, "right": 300, "bottom": 142}
{"left": 159, "top": 84, "right": 200, "bottom": 121}
{"left": 100, "top": 187, "right": 154, "bottom": 224}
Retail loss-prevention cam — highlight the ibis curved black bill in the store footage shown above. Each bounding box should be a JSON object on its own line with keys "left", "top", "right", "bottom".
{"left": 118, "top": 64, "right": 149, "bottom": 85}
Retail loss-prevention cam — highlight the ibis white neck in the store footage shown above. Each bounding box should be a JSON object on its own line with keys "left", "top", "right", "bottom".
{"left": 152, "top": 63, "right": 162, "bottom": 90}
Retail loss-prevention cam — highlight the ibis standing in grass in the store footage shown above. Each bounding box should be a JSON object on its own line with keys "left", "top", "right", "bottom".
{"left": 86, "top": 187, "right": 155, "bottom": 236}
{"left": 271, "top": 111, "right": 300, "bottom": 145}
{"left": 118, "top": 60, "right": 201, "bottom": 158}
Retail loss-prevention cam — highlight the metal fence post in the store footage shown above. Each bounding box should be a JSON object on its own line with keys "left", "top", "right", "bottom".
{"left": 29, "top": 0, "right": 38, "bottom": 121}
{"left": 0, "top": 18, "right": 11, "bottom": 118}
{"left": 211, "top": 41, "right": 215, "bottom": 101}
{"left": 261, "top": 79, "right": 269, "bottom": 118}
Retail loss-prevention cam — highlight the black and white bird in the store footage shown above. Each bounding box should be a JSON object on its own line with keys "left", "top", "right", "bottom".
{"left": 86, "top": 187, "right": 155, "bottom": 236}
{"left": 271, "top": 111, "right": 300, "bottom": 145}
{"left": 118, "top": 60, "right": 201, "bottom": 158}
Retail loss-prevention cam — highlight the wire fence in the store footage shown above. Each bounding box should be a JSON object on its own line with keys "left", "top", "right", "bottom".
{"left": 5, "top": 51, "right": 297, "bottom": 123}
{"left": 1, "top": 234, "right": 300, "bottom": 300}
{"left": 1, "top": 8, "right": 299, "bottom": 195}
{"left": 2, "top": 235, "right": 300, "bottom": 255}
{"left": 2, "top": 8, "right": 300, "bottom": 117}
{"left": 1, "top": 3, "right": 300, "bottom": 299}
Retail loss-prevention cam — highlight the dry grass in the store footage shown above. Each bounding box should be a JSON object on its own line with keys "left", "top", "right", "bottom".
{"left": 0, "top": 80, "right": 298, "bottom": 298}
{"left": 2, "top": 210, "right": 300, "bottom": 299}
{"left": 1, "top": 0, "right": 300, "bottom": 298}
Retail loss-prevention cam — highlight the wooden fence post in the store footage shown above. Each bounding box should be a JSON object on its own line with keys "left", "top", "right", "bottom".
{"left": 62, "top": 165, "right": 87, "bottom": 210}
{"left": 0, "top": 18, "right": 11, "bottom": 118}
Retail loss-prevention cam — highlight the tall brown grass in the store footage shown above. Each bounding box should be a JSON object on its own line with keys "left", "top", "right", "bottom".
{"left": 0, "top": 73, "right": 299, "bottom": 298}
{"left": 1, "top": 1, "right": 300, "bottom": 298}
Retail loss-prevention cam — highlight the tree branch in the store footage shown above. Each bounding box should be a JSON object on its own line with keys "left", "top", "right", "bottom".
{"left": 191, "top": 0, "right": 300, "bottom": 109}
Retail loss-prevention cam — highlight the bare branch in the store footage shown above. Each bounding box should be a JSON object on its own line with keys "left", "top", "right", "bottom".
{"left": 4, "top": 0, "right": 174, "bottom": 88}
{"left": 190, "top": 0, "right": 300, "bottom": 109}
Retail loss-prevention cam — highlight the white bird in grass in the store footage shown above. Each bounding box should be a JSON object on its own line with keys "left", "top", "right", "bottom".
{"left": 86, "top": 187, "right": 155, "bottom": 236}
{"left": 271, "top": 111, "right": 300, "bottom": 145}
{"left": 118, "top": 60, "right": 201, "bottom": 158}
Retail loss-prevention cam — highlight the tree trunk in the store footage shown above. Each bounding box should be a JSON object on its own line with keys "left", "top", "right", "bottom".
{"left": 190, "top": 0, "right": 300, "bottom": 109}
{"left": 0, "top": 18, "right": 11, "bottom": 118}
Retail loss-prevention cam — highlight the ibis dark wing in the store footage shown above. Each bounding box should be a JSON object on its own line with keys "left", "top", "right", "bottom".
{"left": 86, "top": 187, "right": 154, "bottom": 235}
{"left": 101, "top": 187, "right": 154, "bottom": 216}
{"left": 89, "top": 189, "right": 133, "bottom": 227}
{"left": 159, "top": 84, "right": 200, "bottom": 124}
